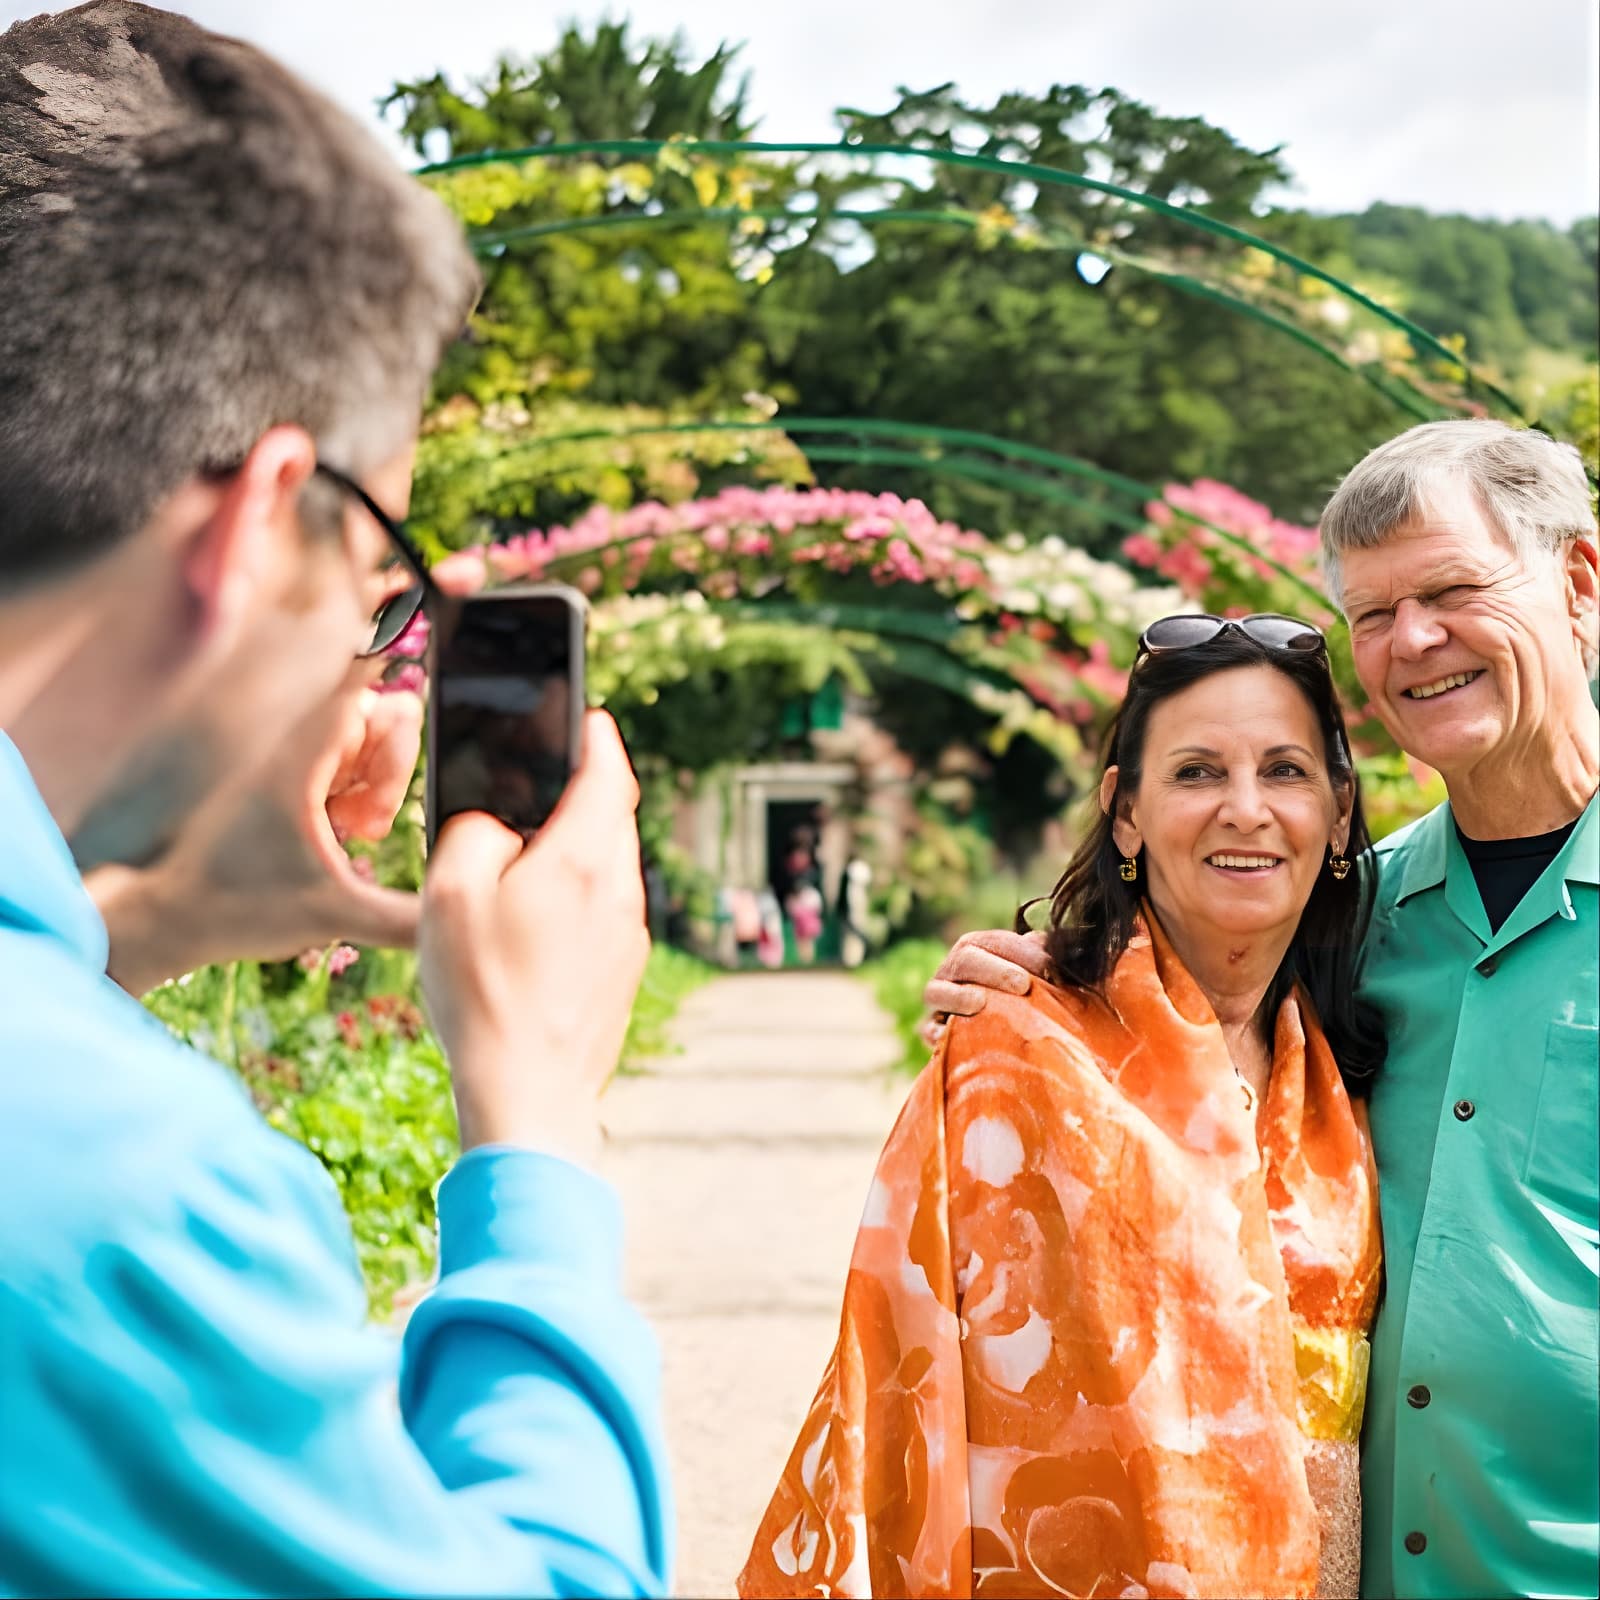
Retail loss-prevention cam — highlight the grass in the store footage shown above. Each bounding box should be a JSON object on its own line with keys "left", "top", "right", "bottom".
{"left": 857, "top": 938, "right": 949, "bottom": 1075}
{"left": 618, "top": 942, "right": 718, "bottom": 1068}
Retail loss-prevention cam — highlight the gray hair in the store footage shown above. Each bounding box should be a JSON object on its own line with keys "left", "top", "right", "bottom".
{"left": 1319, "top": 419, "right": 1596, "bottom": 605}
{"left": 0, "top": 1, "right": 481, "bottom": 586}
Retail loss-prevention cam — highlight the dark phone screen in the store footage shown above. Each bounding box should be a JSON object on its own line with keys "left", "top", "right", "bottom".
{"left": 431, "top": 593, "right": 577, "bottom": 840}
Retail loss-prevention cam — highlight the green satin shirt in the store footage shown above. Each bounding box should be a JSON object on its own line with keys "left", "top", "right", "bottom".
{"left": 1359, "top": 791, "right": 1599, "bottom": 1598}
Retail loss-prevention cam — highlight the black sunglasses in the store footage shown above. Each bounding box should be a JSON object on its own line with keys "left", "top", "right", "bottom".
{"left": 313, "top": 462, "right": 438, "bottom": 656}
{"left": 1136, "top": 612, "right": 1327, "bottom": 661}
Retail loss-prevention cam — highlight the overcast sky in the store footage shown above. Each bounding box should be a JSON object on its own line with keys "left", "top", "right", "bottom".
{"left": 6, "top": 0, "right": 1597, "bottom": 223}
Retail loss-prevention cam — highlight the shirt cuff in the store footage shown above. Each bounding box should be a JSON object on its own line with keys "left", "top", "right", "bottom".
{"left": 436, "top": 1145, "right": 624, "bottom": 1282}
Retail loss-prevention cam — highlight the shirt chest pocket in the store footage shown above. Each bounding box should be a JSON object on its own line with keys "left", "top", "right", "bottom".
{"left": 1524, "top": 1020, "right": 1599, "bottom": 1221}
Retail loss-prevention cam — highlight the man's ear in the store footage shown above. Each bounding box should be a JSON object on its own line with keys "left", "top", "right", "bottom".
{"left": 179, "top": 426, "right": 318, "bottom": 651}
{"left": 1100, "top": 765, "right": 1142, "bottom": 858}
{"left": 1563, "top": 533, "right": 1598, "bottom": 650}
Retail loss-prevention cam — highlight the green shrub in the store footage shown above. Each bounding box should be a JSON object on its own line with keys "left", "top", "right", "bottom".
{"left": 143, "top": 943, "right": 714, "bottom": 1313}
{"left": 857, "top": 938, "right": 948, "bottom": 1075}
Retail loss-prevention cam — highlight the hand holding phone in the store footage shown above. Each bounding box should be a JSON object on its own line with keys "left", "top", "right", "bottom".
{"left": 419, "top": 711, "right": 649, "bottom": 1164}
{"left": 425, "top": 584, "right": 587, "bottom": 847}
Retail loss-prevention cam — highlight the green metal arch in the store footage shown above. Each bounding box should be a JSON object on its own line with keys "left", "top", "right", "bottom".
{"left": 609, "top": 597, "right": 1086, "bottom": 735}
{"left": 466, "top": 205, "right": 1443, "bottom": 425}
{"left": 453, "top": 414, "right": 1331, "bottom": 610}
{"left": 417, "top": 137, "right": 1524, "bottom": 420}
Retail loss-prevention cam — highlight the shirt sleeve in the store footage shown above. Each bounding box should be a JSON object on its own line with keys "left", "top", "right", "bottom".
{"left": 7, "top": 1125, "right": 672, "bottom": 1598}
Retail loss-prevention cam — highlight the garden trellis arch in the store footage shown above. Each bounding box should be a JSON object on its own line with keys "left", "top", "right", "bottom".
{"left": 420, "top": 137, "right": 1528, "bottom": 424}
{"left": 444, "top": 415, "right": 1329, "bottom": 611}
{"left": 410, "top": 137, "right": 1503, "bottom": 747}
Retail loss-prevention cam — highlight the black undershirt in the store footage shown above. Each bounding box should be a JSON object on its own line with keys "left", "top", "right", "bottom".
{"left": 1453, "top": 818, "right": 1578, "bottom": 933}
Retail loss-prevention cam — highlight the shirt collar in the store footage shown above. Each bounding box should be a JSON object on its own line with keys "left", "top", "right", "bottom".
{"left": 1391, "top": 800, "right": 1453, "bottom": 905}
{"left": 1393, "top": 785, "right": 1599, "bottom": 898}
{"left": 0, "top": 731, "right": 109, "bottom": 970}
{"left": 1557, "top": 787, "right": 1600, "bottom": 888}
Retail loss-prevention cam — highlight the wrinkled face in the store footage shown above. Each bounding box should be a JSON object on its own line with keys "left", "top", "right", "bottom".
{"left": 1338, "top": 478, "right": 1594, "bottom": 778}
{"left": 1107, "top": 665, "right": 1350, "bottom": 947}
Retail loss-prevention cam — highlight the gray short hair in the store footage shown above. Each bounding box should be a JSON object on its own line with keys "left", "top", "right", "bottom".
{"left": 0, "top": 1, "right": 481, "bottom": 585}
{"left": 1319, "top": 419, "right": 1597, "bottom": 605}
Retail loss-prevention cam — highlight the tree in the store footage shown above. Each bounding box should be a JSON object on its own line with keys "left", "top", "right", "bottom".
{"left": 384, "top": 20, "right": 756, "bottom": 154}
{"left": 1332, "top": 203, "right": 1599, "bottom": 375}
{"left": 756, "top": 83, "right": 1408, "bottom": 535}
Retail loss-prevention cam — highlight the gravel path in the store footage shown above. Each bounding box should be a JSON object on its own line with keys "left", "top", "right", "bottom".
{"left": 598, "top": 971, "right": 909, "bottom": 1598}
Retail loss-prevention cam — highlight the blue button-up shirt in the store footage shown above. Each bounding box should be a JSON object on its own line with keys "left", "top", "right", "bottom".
{"left": 0, "top": 732, "right": 672, "bottom": 1596}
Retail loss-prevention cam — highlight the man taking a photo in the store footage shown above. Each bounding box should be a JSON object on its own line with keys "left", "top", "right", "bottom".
{"left": 1, "top": 3, "right": 670, "bottom": 1593}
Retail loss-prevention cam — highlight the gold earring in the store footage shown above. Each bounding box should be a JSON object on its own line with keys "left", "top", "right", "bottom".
{"left": 1329, "top": 852, "right": 1351, "bottom": 880}
{"left": 1119, "top": 857, "right": 1138, "bottom": 883}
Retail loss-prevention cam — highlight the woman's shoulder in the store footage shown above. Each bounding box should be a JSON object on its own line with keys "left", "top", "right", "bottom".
{"left": 942, "top": 975, "right": 1110, "bottom": 1060}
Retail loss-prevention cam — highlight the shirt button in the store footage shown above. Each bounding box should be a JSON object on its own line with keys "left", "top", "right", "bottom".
{"left": 1478, "top": 953, "right": 1499, "bottom": 976}
{"left": 1406, "top": 1384, "right": 1432, "bottom": 1408}
{"left": 1404, "top": 1531, "right": 1428, "bottom": 1555}
{"left": 1454, "top": 1099, "right": 1475, "bottom": 1121}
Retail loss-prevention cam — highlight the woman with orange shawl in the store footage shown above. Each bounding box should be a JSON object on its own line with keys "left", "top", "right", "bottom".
{"left": 740, "top": 616, "right": 1384, "bottom": 1600}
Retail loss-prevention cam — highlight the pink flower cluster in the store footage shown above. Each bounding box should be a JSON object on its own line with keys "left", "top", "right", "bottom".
{"left": 297, "top": 943, "right": 360, "bottom": 976}
{"left": 380, "top": 611, "right": 429, "bottom": 696}
{"left": 479, "top": 486, "right": 990, "bottom": 594}
{"left": 1125, "top": 480, "right": 1322, "bottom": 599}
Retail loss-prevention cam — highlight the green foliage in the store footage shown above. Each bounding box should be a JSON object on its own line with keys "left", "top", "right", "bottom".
{"left": 142, "top": 944, "right": 713, "bottom": 1313}
{"left": 1332, "top": 204, "right": 1599, "bottom": 377}
{"left": 754, "top": 85, "right": 1423, "bottom": 534}
{"left": 875, "top": 795, "right": 998, "bottom": 938}
{"left": 385, "top": 21, "right": 756, "bottom": 157}
{"left": 411, "top": 398, "right": 811, "bottom": 551}
{"left": 1538, "top": 363, "right": 1600, "bottom": 483}
{"left": 614, "top": 943, "right": 718, "bottom": 1066}
{"left": 857, "top": 938, "right": 948, "bottom": 1074}
{"left": 1358, "top": 753, "right": 1451, "bottom": 842}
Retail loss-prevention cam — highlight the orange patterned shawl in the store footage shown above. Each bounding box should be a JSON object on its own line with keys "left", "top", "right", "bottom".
{"left": 740, "top": 917, "right": 1380, "bottom": 1600}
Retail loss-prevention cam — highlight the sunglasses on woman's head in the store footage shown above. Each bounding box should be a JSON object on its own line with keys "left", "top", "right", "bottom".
{"left": 1135, "top": 612, "right": 1327, "bottom": 661}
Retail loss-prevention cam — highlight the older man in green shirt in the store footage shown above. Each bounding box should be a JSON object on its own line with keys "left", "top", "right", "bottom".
{"left": 926, "top": 419, "right": 1599, "bottom": 1597}
{"left": 1318, "top": 421, "right": 1597, "bottom": 1598}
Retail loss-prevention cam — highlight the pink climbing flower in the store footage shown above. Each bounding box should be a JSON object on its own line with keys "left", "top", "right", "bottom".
{"left": 1122, "top": 534, "right": 1163, "bottom": 568}
{"left": 487, "top": 542, "right": 533, "bottom": 581}
{"left": 1156, "top": 542, "right": 1214, "bottom": 595}
{"left": 431, "top": 549, "right": 487, "bottom": 594}
{"left": 327, "top": 945, "right": 360, "bottom": 978}
{"left": 1077, "top": 639, "right": 1131, "bottom": 699}
{"left": 381, "top": 662, "right": 426, "bottom": 696}
{"left": 385, "top": 611, "right": 430, "bottom": 659}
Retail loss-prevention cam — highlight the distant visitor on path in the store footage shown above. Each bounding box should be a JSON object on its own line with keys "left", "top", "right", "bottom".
{"left": 782, "top": 824, "right": 825, "bottom": 965}
{"left": 743, "top": 613, "right": 1385, "bottom": 1598}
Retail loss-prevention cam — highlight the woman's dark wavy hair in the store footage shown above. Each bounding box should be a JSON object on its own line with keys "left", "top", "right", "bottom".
{"left": 1023, "top": 630, "right": 1387, "bottom": 1091}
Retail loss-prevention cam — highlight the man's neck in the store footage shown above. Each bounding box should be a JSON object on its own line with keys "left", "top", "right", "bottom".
{"left": 1444, "top": 696, "right": 1600, "bottom": 840}
{"left": 0, "top": 584, "right": 151, "bottom": 841}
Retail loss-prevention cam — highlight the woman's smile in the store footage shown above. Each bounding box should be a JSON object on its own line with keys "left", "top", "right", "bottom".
{"left": 1204, "top": 852, "right": 1285, "bottom": 876}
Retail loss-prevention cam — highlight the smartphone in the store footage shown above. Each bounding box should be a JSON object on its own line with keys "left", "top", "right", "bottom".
{"left": 425, "top": 584, "right": 587, "bottom": 849}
